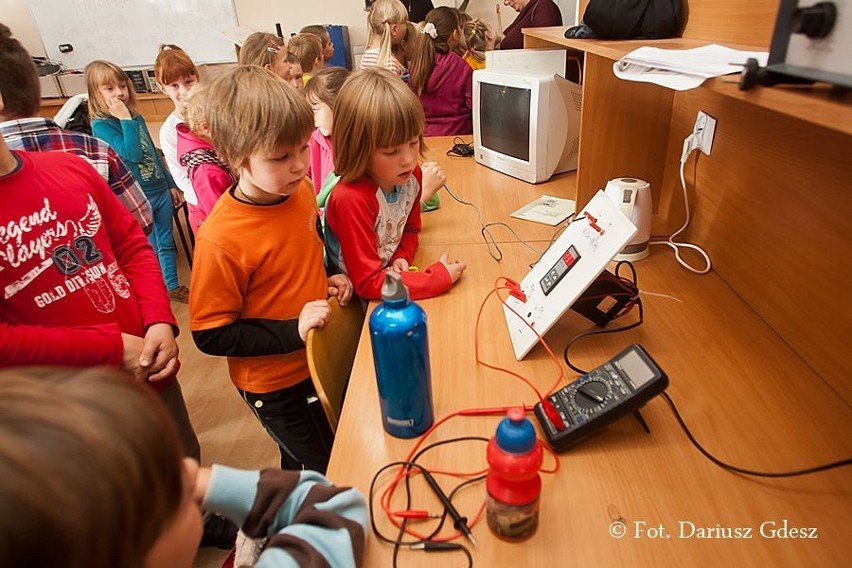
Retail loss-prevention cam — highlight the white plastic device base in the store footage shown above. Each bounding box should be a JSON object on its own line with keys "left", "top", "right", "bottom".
{"left": 614, "top": 244, "right": 649, "bottom": 262}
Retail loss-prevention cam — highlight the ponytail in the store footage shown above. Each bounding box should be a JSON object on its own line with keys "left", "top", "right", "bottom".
{"left": 408, "top": 7, "right": 458, "bottom": 95}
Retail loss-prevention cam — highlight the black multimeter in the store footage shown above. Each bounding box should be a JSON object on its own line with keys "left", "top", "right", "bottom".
{"left": 534, "top": 344, "right": 669, "bottom": 452}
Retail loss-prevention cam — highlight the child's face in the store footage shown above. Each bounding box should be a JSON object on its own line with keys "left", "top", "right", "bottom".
{"left": 144, "top": 459, "right": 203, "bottom": 568}
{"left": 161, "top": 74, "right": 198, "bottom": 109}
{"left": 368, "top": 136, "right": 420, "bottom": 192}
{"left": 241, "top": 137, "right": 310, "bottom": 200}
{"left": 390, "top": 22, "right": 407, "bottom": 45}
{"left": 311, "top": 100, "right": 333, "bottom": 137}
{"left": 288, "top": 64, "right": 304, "bottom": 91}
{"left": 322, "top": 34, "right": 334, "bottom": 60}
{"left": 268, "top": 49, "right": 291, "bottom": 81}
{"left": 99, "top": 81, "right": 129, "bottom": 107}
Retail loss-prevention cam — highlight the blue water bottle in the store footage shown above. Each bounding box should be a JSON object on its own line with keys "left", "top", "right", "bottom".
{"left": 369, "top": 271, "right": 434, "bottom": 438}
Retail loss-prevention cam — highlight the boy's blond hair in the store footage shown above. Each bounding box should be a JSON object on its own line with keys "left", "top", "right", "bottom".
{"left": 153, "top": 44, "right": 198, "bottom": 86}
{"left": 287, "top": 33, "right": 323, "bottom": 74}
{"left": 84, "top": 60, "right": 139, "bottom": 118}
{"left": 206, "top": 66, "right": 314, "bottom": 171}
{"left": 179, "top": 83, "right": 208, "bottom": 134}
{"left": 332, "top": 68, "right": 425, "bottom": 183}
{"left": 239, "top": 32, "right": 286, "bottom": 68}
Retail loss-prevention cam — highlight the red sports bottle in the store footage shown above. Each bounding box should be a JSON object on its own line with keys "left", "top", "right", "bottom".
{"left": 485, "top": 407, "right": 543, "bottom": 540}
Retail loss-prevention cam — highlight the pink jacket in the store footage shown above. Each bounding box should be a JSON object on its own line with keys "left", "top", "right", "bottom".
{"left": 176, "top": 123, "right": 235, "bottom": 227}
{"left": 309, "top": 128, "right": 334, "bottom": 194}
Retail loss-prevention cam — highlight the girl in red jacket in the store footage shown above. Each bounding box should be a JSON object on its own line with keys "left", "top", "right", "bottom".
{"left": 324, "top": 68, "right": 466, "bottom": 301}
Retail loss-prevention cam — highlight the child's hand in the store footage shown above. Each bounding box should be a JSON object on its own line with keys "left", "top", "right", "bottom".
{"left": 106, "top": 97, "right": 132, "bottom": 120}
{"left": 298, "top": 299, "right": 331, "bottom": 341}
{"left": 140, "top": 322, "right": 179, "bottom": 382}
{"left": 420, "top": 161, "right": 446, "bottom": 203}
{"left": 327, "top": 274, "right": 353, "bottom": 307}
{"left": 171, "top": 188, "right": 185, "bottom": 208}
{"left": 120, "top": 333, "right": 148, "bottom": 383}
{"left": 391, "top": 258, "right": 409, "bottom": 273}
{"left": 439, "top": 251, "right": 467, "bottom": 284}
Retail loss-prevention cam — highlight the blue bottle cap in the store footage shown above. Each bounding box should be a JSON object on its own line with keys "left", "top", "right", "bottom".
{"left": 494, "top": 407, "right": 536, "bottom": 454}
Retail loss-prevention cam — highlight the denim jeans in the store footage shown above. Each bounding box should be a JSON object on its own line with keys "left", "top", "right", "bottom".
{"left": 145, "top": 188, "right": 179, "bottom": 290}
{"left": 239, "top": 378, "right": 334, "bottom": 473}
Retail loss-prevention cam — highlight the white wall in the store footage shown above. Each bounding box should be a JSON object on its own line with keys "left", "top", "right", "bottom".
{"left": 3, "top": 0, "right": 577, "bottom": 64}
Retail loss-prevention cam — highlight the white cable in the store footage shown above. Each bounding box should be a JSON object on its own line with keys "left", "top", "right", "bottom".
{"left": 639, "top": 289, "right": 683, "bottom": 302}
{"left": 649, "top": 132, "right": 712, "bottom": 275}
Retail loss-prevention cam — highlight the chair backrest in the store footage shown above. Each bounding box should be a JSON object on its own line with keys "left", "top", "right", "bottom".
{"left": 306, "top": 297, "right": 366, "bottom": 433}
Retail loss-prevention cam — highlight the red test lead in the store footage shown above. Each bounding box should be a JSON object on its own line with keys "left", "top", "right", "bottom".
{"left": 391, "top": 510, "right": 441, "bottom": 520}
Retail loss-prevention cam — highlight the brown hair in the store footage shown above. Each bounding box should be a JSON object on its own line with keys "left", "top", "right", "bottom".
{"left": 463, "top": 18, "right": 492, "bottom": 64}
{"left": 153, "top": 44, "right": 198, "bottom": 86}
{"left": 304, "top": 66, "right": 351, "bottom": 107}
{"left": 287, "top": 33, "right": 323, "bottom": 73}
{"left": 84, "top": 60, "right": 139, "bottom": 118}
{"left": 0, "top": 367, "right": 184, "bottom": 568}
{"left": 332, "top": 68, "right": 425, "bottom": 183}
{"left": 206, "top": 65, "right": 314, "bottom": 170}
{"left": 300, "top": 24, "right": 330, "bottom": 47}
{"left": 408, "top": 7, "right": 460, "bottom": 95}
{"left": 0, "top": 23, "right": 40, "bottom": 118}
{"left": 365, "top": 0, "right": 408, "bottom": 70}
{"left": 239, "top": 32, "right": 286, "bottom": 68}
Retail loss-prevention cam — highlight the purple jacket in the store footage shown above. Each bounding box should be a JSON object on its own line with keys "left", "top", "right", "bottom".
{"left": 419, "top": 51, "right": 473, "bottom": 137}
{"left": 501, "top": 0, "right": 563, "bottom": 50}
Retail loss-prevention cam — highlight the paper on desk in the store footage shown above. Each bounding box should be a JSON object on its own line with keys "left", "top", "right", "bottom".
{"left": 613, "top": 44, "right": 769, "bottom": 91}
{"left": 511, "top": 195, "right": 576, "bottom": 226}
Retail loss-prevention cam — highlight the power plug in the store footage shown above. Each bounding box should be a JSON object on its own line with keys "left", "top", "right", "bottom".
{"left": 693, "top": 111, "right": 717, "bottom": 155}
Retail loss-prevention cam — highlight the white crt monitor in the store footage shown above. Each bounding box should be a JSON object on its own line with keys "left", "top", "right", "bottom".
{"left": 473, "top": 69, "right": 581, "bottom": 184}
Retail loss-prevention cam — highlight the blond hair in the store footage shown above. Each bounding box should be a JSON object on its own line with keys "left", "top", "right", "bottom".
{"left": 332, "top": 68, "right": 425, "bottom": 183}
{"left": 287, "top": 33, "right": 323, "bottom": 73}
{"left": 153, "top": 44, "right": 198, "bottom": 86}
{"left": 179, "top": 83, "right": 208, "bottom": 134}
{"left": 206, "top": 65, "right": 314, "bottom": 171}
{"left": 304, "top": 66, "right": 350, "bottom": 107}
{"left": 366, "top": 0, "right": 408, "bottom": 71}
{"left": 463, "top": 18, "right": 492, "bottom": 64}
{"left": 239, "top": 32, "right": 286, "bottom": 69}
{"left": 84, "top": 60, "right": 139, "bottom": 118}
{"left": 0, "top": 367, "right": 184, "bottom": 568}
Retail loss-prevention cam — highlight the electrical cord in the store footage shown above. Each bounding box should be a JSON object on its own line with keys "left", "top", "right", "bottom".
{"left": 562, "top": 261, "right": 644, "bottom": 375}
{"left": 442, "top": 183, "right": 544, "bottom": 261}
{"left": 661, "top": 392, "right": 852, "bottom": 477}
{"left": 649, "top": 132, "right": 713, "bottom": 274}
{"left": 446, "top": 137, "right": 475, "bottom": 158}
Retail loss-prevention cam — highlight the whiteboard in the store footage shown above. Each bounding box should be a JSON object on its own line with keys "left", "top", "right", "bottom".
{"left": 29, "top": 0, "right": 238, "bottom": 70}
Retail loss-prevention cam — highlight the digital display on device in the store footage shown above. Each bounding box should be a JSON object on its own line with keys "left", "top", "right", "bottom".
{"left": 617, "top": 350, "right": 655, "bottom": 388}
{"left": 480, "top": 82, "right": 531, "bottom": 162}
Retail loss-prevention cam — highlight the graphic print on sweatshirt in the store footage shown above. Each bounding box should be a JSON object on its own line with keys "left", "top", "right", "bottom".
{"left": 0, "top": 194, "right": 128, "bottom": 313}
{"left": 374, "top": 176, "right": 419, "bottom": 266}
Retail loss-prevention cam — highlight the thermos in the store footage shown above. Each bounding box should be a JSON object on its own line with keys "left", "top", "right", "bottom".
{"left": 369, "top": 271, "right": 434, "bottom": 438}
{"left": 486, "top": 407, "right": 543, "bottom": 540}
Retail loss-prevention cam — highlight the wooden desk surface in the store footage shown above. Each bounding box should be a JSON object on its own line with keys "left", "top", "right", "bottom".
{"left": 421, "top": 137, "right": 578, "bottom": 246}
{"left": 328, "top": 236, "right": 852, "bottom": 565}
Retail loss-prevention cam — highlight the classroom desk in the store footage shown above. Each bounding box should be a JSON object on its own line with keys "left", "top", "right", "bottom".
{"left": 326, "top": 153, "right": 852, "bottom": 566}
{"left": 420, "top": 137, "right": 576, "bottom": 246}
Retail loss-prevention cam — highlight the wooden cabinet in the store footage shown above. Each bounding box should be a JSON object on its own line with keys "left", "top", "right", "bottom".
{"left": 37, "top": 92, "right": 173, "bottom": 123}
{"left": 522, "top": 11, "right": 852, "bottom": 402}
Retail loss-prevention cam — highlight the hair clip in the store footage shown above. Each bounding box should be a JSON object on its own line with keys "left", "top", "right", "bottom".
{"left": 422, "top": 22, "right": 438, "bottom": 39}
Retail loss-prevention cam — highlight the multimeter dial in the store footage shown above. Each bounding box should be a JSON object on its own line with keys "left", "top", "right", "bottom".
{"left": 574, "top": 379, "right": 610, "bottom": 410}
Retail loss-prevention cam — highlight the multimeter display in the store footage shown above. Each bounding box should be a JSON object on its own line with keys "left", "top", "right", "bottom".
{"left": 534, "top": 344, "right": 668, "bottom": 452}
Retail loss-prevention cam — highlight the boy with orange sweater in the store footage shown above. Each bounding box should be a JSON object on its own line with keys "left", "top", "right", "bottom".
{"left": 189, "top": 67, "right": 352, "bottom": 473}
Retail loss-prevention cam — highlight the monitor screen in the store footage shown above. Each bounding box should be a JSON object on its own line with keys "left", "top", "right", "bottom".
{"left": 479, "top": 82, "right": 531, "bottom": 162}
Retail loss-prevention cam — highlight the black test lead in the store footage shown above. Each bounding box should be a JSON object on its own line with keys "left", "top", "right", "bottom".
{"left": 420, "top": 469, "right": 478, "bottom": 547}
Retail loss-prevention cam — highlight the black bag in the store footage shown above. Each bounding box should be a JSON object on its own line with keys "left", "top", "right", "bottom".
{"left": 566, "top": 0, "right": 683, "bottom": 40}
{"left": 63, "top": 100, "right": 92, "bottom": 135}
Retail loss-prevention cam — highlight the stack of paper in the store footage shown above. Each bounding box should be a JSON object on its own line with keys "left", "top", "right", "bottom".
{"left": 613, "top": 44, "right": 769, "bottom": 91}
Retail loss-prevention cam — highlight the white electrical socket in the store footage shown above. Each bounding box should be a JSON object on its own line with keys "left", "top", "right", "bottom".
{"left": 693, "top": 111, "right": 717, "bottom": 155}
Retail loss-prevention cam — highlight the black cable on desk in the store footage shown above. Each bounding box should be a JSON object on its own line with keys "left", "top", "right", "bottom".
{"left": 661, "top": 391, "right": 852, "bottom": 477}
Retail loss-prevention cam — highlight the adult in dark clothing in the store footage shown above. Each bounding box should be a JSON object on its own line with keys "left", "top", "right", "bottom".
{"left": 365, "top": 0, "right": 434, "bottom": 23}
{"left": 500, "top": 0, "right": 563, "bottom": 50}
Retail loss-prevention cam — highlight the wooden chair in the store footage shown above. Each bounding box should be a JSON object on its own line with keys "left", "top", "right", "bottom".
{"left": 306, "top": 297, "right": 366, "bottom": 433}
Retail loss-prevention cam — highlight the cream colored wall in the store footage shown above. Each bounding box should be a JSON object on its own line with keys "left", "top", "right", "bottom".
{"left": 3, "top": 0, "right": 521, "bottom": 63}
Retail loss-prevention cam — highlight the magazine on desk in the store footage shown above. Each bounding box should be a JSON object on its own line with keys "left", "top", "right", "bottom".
{"left": 510, "top": 195, "right": 576, "bottom": 226}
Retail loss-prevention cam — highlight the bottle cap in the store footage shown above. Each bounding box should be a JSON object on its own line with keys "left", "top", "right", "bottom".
{"left": 494, "top": 407, "right": 536, "bottom": 454}
{"left": 381, "top": 270, "right": 409, "bottom": 302}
